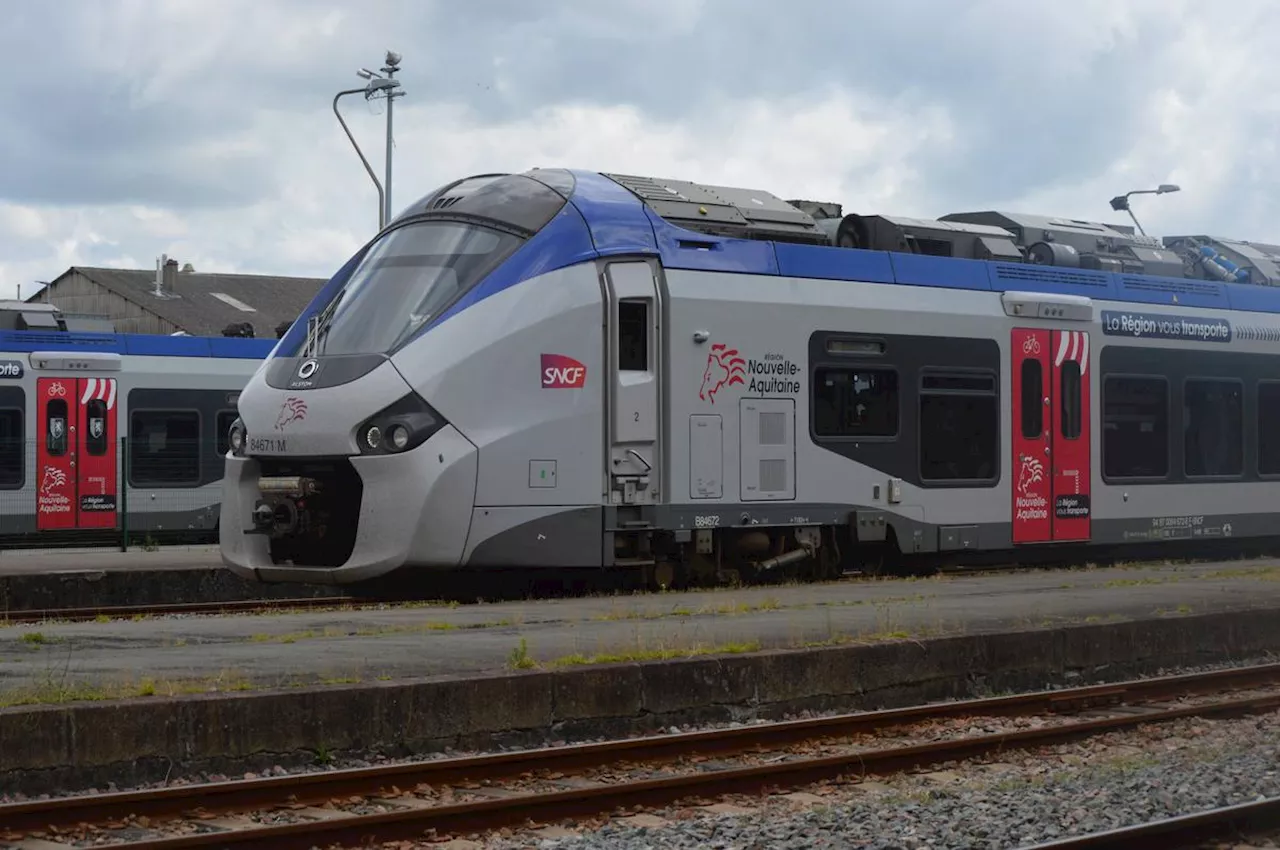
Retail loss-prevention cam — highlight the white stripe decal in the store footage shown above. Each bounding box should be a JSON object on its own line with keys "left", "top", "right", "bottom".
{"left": 106, "top": 379, "right": 116, "bottom": 411}
{"left": 81, "top": 378, "right": 96, "bottom": 405}
{"left": 1079, "top": 332, "right": 1089, "bottom": 377}
{"left": 1055, "top": 332, "right": 1069, "bottom": 367}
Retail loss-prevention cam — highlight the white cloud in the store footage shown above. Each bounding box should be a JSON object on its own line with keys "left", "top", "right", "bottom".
{"left": 0, "top": 88, "right": 955, "bottom": 297}
{"left": 6, "top": 0, "right": 1280, "bottom": 303}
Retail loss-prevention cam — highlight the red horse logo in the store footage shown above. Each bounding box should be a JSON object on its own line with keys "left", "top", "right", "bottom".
{"left": 275, "top": 396, "right": 308, "bottom": 431}
{"left": 699, "top": 342, "right": 747, "bottom": 404}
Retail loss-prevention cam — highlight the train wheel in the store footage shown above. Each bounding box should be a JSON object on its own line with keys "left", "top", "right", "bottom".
{"left": 650, "top": 559, "right": 688, "bottom": 592}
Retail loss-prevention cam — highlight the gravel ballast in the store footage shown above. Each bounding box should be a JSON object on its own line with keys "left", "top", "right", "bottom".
{"left": 486, "top": 710, "right": 1280, "bottom": 850}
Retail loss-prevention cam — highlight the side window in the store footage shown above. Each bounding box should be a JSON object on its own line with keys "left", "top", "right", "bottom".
{"left": 1184, "top": 378, "right": 1243, "bottom": 478}
{"left": 1260, "top": 382, "right": 1280, "bottom": 476}
{"left": 129, "top": 410, "right": 200, "bottom": 485}
{"left": 46, "top": 398, "right": 68, "bottom": 457}
{"left": 85, "top": 399, "right": 109, "bottom": 457}
{"left": 919, "top": 370, "right": 998, "bottom": 483}
{"left": 617, "top": 300, "right": 648, "bottom": 371}
{"left": 1102, "top": 375, "right": 1168, "bottom": 479}
{"left": 1020, "top": 359, "right": 1042, "bottom": 439}
{"left": 812, "top": 367, "right": 899, "bottom": 438}
{"left": 215, "top": 410, "right": 238, "bottom": 456}
{"left": 1060, "top": 360, "right": 1082, "bottom": 439}
{"left": 0, "top": 408, "right": 23, "bottom": 489}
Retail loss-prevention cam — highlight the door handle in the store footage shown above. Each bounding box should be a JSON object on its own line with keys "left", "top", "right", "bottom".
{"left": 625, "top": 449, "right": 652, "bottom": 472}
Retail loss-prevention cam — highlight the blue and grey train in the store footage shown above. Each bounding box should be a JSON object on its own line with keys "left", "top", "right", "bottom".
{"left": 220, "top": 168, "right": 1280, "bottom": 587}
{"left": 0, "top": 301, "right": 274, "bottom": 545}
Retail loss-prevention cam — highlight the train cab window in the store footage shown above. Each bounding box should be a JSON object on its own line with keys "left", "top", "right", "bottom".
{"left": 215, "top": 410, "right": 238, "bottom": 456}
{"left": 129, "top": 410, "right": 200, "bottom": 485}
{"left": 84, "top": 399, "right": 108, "bottom": 456}
{"left": 0, "top": 408, "right": 22, "bottom": 488}
{"left": 1020, "top": 359, "right": 1043, "bottom": 439}
{"left": 617, "top": 301, "right": 648, "bottom": 371}
{"left": 918, "top": 370, "right": 998, "bottom": 483}
{"left": 1260, "top": 383, "right": 1280, "bottom": 476}
{"left": 1184, "top": 379, "right": 1243, "bottom": 478}
{"left": 1060, "top": 361, "right": 1082, "bottom": 439}
{"left": 812, "top": 367, "right": 899, "bottom": 438}
{"left": 1102, "top": 376, "right": 1168, "bottom": 479}
{"left": 46, "top": 399, "right": 68, "bottom": 457}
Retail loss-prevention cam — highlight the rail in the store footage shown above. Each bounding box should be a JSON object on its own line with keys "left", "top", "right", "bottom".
{"left": 6, "top": 660, "right": 1280, "bottom": 848}
{"left": 1022, "top": 795, "right": 1280, "bottom": 849}
{"left": 0, "top": 596, "right": 363, "bottom": 624}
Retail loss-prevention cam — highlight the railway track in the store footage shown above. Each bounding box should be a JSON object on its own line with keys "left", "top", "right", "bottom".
{"left": 1024, "top": 794, "right": 1280, "bottom": 849}
{"left": 6, "top": 661, "right": 1280, "bottom": 849}
{"left": 0, "top": 596, "right": 363, "bottom": 624}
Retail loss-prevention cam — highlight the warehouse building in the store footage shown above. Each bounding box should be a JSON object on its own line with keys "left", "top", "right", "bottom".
{"left": 27, "top": 255, "right": 327, "bottom": 338}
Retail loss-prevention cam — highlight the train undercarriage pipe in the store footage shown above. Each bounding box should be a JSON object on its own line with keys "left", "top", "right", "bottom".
{"left": 752, "top": 545, "right": 814, "bottom": 572}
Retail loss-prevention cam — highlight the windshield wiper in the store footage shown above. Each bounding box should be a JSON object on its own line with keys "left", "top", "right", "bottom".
{"left": 303, "top": 292, "right": 345, "bottom": 357}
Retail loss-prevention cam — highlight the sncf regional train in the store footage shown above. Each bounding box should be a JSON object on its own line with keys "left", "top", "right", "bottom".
{"left": 221, "top": 168, "right": 1280, "bottom": 588}
{"left": 0, "top": 301, "right": 274, "bottom": 543}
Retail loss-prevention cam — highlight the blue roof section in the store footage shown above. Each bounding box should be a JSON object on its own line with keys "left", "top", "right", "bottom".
{"left": 243, "top": 167, "right": 1280, "bottom": 342}
{"left": 0, "top": 330, "right": 276, "bottom": 358}
{"left": 622, "top": 181, "right": 1280, "bottom": 316}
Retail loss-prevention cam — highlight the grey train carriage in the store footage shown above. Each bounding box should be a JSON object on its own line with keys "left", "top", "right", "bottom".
{"left": 0, "top": 303, "right": 275, "bottom": 545}
{"left": 220, "top": 167, "right": 1280, "bottom": 587}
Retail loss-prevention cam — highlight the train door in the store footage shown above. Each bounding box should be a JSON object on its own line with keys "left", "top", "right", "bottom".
{"left": 1011, "top": 329, "right": 1091, "bottom": 544}
{"left": 36, "top": 377, "right": 118, "bottom": 531}
{"left": 603, "top": 261, "right": 662, "bottom": 506}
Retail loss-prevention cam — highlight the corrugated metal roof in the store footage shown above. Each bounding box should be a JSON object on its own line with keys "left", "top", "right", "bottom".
{"left": 39, "top": 266, "right": 327, "bottom": 338}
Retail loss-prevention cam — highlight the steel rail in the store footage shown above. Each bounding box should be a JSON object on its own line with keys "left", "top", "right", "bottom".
{"left": 28, "top": 688, "right": 1280, "bottom": 849}
{"left": 0, "top": 596, "right": 364, "bottom": 624}
{"left": 7, "top": 661, "right": 1280, "bottom": 845}
{"left": 1020, "top": 794, "right": 1280, "bottom": 849}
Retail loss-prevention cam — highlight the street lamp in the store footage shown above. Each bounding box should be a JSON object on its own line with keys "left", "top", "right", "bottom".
{"left": 1108, "top": 183, "right": 1180, "bottom": 236}
{"left": 333, "top": 50, "right": 406, "bottom": 230}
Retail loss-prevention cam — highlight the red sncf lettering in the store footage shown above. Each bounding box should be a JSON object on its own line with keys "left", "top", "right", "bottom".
{"left": 540, "top": 354, "right": 587, "bottom": 388}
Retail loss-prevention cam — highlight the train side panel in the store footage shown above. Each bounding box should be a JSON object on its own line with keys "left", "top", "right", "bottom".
{"left": 662, "top": 268, "right": 1015, "bottom": 553}
{"left": 661, "top": 268, "right": 1280, "bottom": 560}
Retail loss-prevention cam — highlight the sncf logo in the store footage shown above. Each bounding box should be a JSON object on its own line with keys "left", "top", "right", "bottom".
{"left": 541, "top": 354, "right": 587, "bottom": 389}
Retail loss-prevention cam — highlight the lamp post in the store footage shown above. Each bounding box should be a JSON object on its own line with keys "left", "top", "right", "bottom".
{"left": 1109, "top": 184, "right": 1180, "bottom": 236}
{"left": 333, "top": 50, "right": 405, "bottom": 231}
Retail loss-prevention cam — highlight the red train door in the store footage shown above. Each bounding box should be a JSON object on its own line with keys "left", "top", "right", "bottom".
{"left": 1049, "top": 330, "right": 1090, "bottom": 541}
{"left": 1010, "top": 329, "right": 1092, "bottom": 544}
{"left": 76, "top": 377, "right": 118, "bottom": 528}
{"left": 36, "top": 377, "right": 118, "bottom": 531}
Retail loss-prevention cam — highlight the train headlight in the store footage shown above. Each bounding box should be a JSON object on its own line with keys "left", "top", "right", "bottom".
{"left": 354, "top": 392, "right": 446, "bottom": 456}
{"left": 229, "top": 418, "right": 247, "bottom": 456}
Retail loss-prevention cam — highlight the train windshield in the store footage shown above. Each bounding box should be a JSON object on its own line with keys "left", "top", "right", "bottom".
{"left": 311, "top": 221, "right": 522, "bottom": 356}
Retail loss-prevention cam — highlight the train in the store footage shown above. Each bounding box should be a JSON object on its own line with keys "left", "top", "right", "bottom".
{"left": 219, "top": 167, "right": 1280, "bottom": 589}
{"left": 0, "top": 300, "right": 275, "bottom": 544}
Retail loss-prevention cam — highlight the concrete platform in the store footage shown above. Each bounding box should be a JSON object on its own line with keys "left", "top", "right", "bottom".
{"left": 0, "top": 545, "right": 351, "bottom": 612}
{"left": 3, "top": 558, "right": 1280, "bottom": 793}
{"left": 0, "top": 544, "right": 224, "bottom": 574}
{"left": 2, "top": 558, "right": 1278, "bottom": 691}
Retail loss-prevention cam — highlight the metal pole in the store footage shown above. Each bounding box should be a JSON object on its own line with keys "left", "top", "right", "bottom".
{"left": 333, "top": 88, "right": 386, "bottom": 231}
{"left": 381, "top": 52, "right": 402, "bottom": 226}
{"left": 385, "top": 70, "right": 395, "bottom": 225}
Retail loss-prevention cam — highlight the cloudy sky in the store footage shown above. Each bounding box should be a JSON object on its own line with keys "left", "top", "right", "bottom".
{"left": 2, "top": 0, "right": 1278, "bottom": 299}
